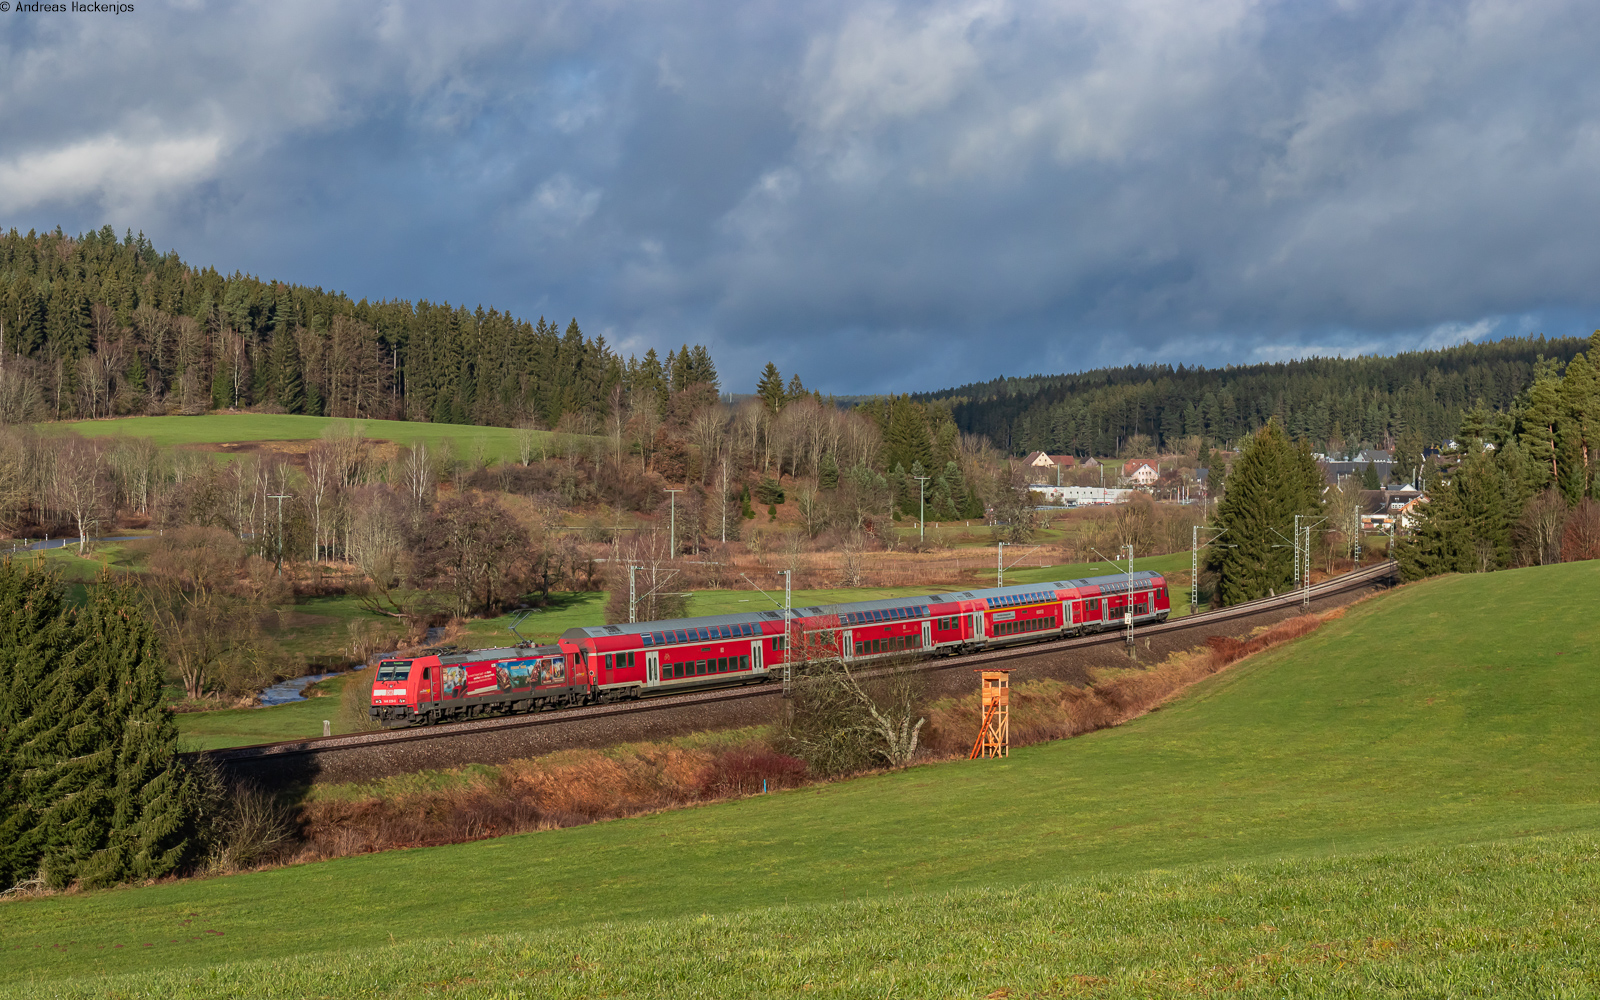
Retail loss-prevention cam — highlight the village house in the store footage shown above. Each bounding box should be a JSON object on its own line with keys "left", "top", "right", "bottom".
{"left": 1021, "top": 451, "right": 1079, "bottom": 483}
{"left": 1121, "top": 459, "right": 1160, "bottom": 486}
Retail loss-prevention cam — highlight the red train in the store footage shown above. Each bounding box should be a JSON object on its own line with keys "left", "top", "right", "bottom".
{"left": 368, "top": 571, "right": 1170, "bottom": 727}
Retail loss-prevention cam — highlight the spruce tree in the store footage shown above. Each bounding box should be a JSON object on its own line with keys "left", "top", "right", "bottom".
{"left": 0, "top": 568, "right": 196, "bottom": 888}
{"left": 271, "top": 330, "right": 304, "bottom": 413}
{"left": 27, "top": 599, "right": 120, "bottom": 887}
{"left": 1362, "top": 461, "right": 1381, "bottom": 489}
{"left": 0, "top": 560, "right": 68, "bottom": 887}
{"left": 1209, "top": 420, "right": 1324, "bottom": 606}
{"left": 86, "top": 580, "right": 194, "bottom": 884}
{"left": 756, "top": 363, "right": 785, "bottom": 413}
{"left": 819, "top": 453, "right": 840, "bottom": 490}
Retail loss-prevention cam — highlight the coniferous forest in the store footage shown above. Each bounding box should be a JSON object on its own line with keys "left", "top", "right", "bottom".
{"left": 0, "top": 226, "right": 719, "bottom": 427}
{"left": 924, "top": 337, "right": 1593, "bottom": 458}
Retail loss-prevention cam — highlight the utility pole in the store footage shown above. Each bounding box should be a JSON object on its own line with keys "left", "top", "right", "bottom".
{"left": 913, "top": 475, "right": 930, "bottom": 542}
{"left": 777, "top": 569, "right": 793, "bottom": 698}
{"left": 1295, "top": 514, "right": 1327, "bottom": 609}
{"left": 628, "top": 564, "right": 638, "bottom": 624}
{"left": 997, "top": 541, "right": 1004, "bottom": 587}
{"left": 665, "top": 489, "right": 683, "bottom": 559}
{"left": 268, "top": 493, "right": 292, "bottom": 577}
{"left": 1125, "top": 543, "right": 1135, "bottom": 648}
{"left": 720, "top": 460, "right": 728, "bottom": 544}
{"left": 1191, "top": 524, "right": 1228, "bottom": 614}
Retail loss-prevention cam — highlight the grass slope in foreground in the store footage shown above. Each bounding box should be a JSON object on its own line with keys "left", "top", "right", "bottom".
{"left": 5, "top": 562, "right": 1599, "bottom": 989}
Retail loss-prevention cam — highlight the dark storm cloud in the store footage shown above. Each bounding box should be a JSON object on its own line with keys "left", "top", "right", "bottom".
{"left": 3, "top": 0, "right": 1599, "bottom": 393}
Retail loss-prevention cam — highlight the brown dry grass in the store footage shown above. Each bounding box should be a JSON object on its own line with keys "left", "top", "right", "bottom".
{"left": 284, "top": 741, "right": 808, "bottom": 865}
{"left": 691, "top": 540, "right": 1077, "bottom": 591}
{"left": 921, "top": 609, "right": 1344, "bottom": 754}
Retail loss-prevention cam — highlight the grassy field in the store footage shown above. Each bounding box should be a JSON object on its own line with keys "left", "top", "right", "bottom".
{"left": 4, "top": 561, "right": 1598, "bottom": 994}
{"left": 15, "top": 835, "right": 1598, "bottom": 998}
{"left": 174, "top": 674, "right": 362, "bottom": 752}
{"left": 51, "top": 413, "right": 586, "bottom": 464}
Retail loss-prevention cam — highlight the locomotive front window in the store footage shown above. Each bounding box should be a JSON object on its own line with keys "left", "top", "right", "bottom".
{"left": 377, "top": 660, "right": 413, "bottom": 682}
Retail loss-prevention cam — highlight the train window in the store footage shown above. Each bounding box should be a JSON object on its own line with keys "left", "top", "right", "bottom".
{"left": 605, "top": 654, "right": 614, "bottom": 670}
{"left": 740, "top": 655, "right": 750, "bottom": 669}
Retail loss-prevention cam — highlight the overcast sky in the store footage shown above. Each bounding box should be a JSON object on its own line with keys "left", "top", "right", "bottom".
{"left": 3, "top": 0, "right": 1599, "bottom": 394}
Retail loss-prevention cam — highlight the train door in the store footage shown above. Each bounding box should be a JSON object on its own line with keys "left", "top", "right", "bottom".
{"left": 972, "top": 612, "right": 985, "bottom": 639}
{"left": 921, "top": 621, "right": 932, "bottom": 649}
{"left": 843, "top": 629, "right": 854, "bottom": 659}
{"left": 426, "top": 665, "right": 440, "bottom": 703}
{"left": 752, "top": 641, "right": 765, "bottom": 673}
{"left": 645, "top": 652, "right": 660, "bottom": 687}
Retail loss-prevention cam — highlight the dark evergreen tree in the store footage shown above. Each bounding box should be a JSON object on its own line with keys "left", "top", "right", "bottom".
{"left": 79, "top": 580, "right": 195, "bottom": 885}
{"left": 1208, "top": 420, "right": 1324, "bottom": 606}
{"left": 1362, "top": 461, "right": 1381, "bottom": 489}
{"left": 0, "top": 561, "right": 68, "bottom": 887}
{"left": 271, "top": 329, "right": 304, "bottom": 413}
{"left": 819, "top": 452, "right": 840, "bottom": 490}
{"left": 884, "top": 396, "right": 933, "bottom": 474}
{"left": 757, "top": 363, "right": 785, "bottom": 413}
{"left": 0, "top": 567, "right": 196, "bottom": 888}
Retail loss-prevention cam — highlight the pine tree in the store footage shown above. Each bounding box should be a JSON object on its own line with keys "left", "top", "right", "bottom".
{"left": 271, "top": 329, "right": 304, "bottom": 413}
{"left": 819, "top": 453, "right": 840, "bottom": 490}
{"left": 27, "top": 611, "right": 119, "bottom": 887}
{"left": 84, "top": 580, "right": 194, "bottom": 884}
{"left": 0, "top": 560, "right": 68, "bottom": 887}
{"left": 1518, "top": 361, "right": 1562, "bottom": 491}
{"left": 1209, "top": 420, "right": 1324, "bottom": 606}
{"left": 0, "top": 567, "right": 196, "bottom": 888}
{"left": 685, "top": 345, "right": 719, "bottom": 391}
{"left": 1557, "top": 352, "right": 1598, "bottom": 504}
{"left": 885, "top": 396, "right": 933, "bottom": 473}
{"left": 1362, "top": 461, "right": 1381, "bottom": 490}
{"left": 126, "top": 349, "right": 147, "bottom": 395}
{"left": 757, "top": 363, "right": 785, "bottom": 413}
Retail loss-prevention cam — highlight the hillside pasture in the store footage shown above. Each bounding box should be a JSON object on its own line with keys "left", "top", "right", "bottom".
{"left": 51, "top": 413, "right": 581, "bottom": 465}
{"left": 3, "top": 562, "right": 1598, "bottom": 993}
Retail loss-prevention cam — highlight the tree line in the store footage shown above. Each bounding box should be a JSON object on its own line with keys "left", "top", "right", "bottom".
{"left": 1205, "top": 334, "right": 1600, "bottom": 603}
{"left": 0, "top": 225, "right": 720, "bottom": 428}
{"left": 1398, "top": 335, "right": 1600, "bottom": 579}
{"left": 923, "top": 336, "right": 1593, "bottom": 461}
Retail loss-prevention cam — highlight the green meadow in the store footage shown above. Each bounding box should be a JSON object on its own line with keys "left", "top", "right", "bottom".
{"left": 3, "top": 561, "right": 1597, "bottom": 996}
{"left": 51, "top": 413, "right": 576, "bottom": 464}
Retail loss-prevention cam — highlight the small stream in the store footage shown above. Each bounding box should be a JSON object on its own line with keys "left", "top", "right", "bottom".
{"left": 7, "top": 535, "right": 145, "bottom": 553}
{"left": 259, "top": 670, "right": 359, "bottom": 707}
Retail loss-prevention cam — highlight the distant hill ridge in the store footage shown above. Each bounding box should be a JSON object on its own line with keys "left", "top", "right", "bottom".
{"left": 916, "top": 336, "right": 1591, "bottom": 457}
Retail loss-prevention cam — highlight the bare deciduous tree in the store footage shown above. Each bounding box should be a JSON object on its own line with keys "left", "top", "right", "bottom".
{"left": 1515, "top": 488, "right": 1567, "bottom": 566}
{"left": 783, "top": 652, "right": 925, "bottom": 774}
{"left": 50, "top": 436, "right": 107, "bottom": 553}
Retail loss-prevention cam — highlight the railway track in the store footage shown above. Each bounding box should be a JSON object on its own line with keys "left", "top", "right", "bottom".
{"left": 205, "top": 559, "right": 1397, "bottom": 779}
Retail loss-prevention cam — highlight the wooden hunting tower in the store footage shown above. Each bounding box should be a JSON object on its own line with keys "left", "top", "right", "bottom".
{"left": 968, "top": 669, "right": 1011, "bottom": 759}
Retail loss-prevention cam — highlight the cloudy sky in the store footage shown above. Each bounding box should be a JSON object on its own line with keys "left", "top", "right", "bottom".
{"left": 3, "top": 0, "right": 1599, "bottom": 394}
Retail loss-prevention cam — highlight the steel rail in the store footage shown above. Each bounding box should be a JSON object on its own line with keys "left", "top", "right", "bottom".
{"left": 205, "top": 560, "right": 1396, "bottom": 766}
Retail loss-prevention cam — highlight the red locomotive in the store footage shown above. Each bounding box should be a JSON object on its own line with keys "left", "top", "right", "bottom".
{"left": 369, "top": 571, "right": 1170, "bottom": 727}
